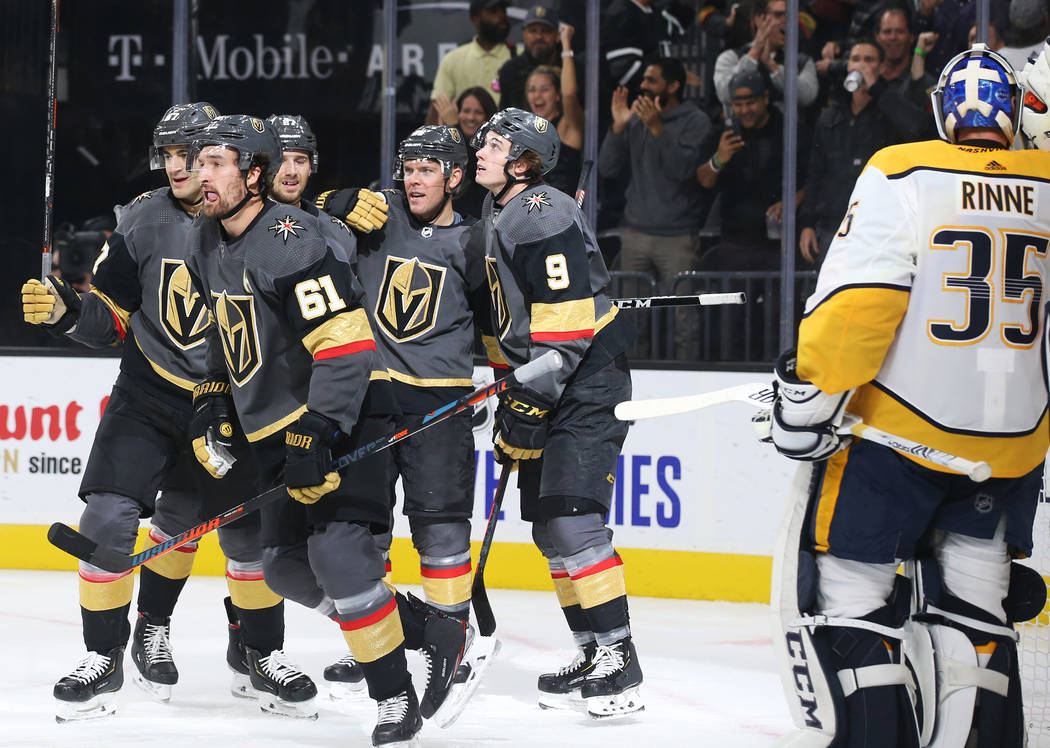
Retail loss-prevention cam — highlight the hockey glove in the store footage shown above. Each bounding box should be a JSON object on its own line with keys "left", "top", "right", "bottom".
{"left": 769, "top": 349, "right": 853, "bottom": 461}
{"left": 493, "top": 386, "right": 555, "bottom": 463}
{"left": 191, "top": 378, "right": 237, "bottom": 479}
{"left": 284, "top": 411, "right": 342, "bottom": 504}
{"left": 316, "top": 188, "right": 389, "bottom": 233}
{"left": 22, "top": 275, "right": 82, "bottom": 334}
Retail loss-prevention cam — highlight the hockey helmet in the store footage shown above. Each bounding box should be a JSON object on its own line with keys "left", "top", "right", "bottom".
{"left": 266, "top": 114, "right": 319, "bottom": 172}
{"left": 149, "top": 102, "right": 221, "bottom": 170}
{"left": 1019, "top": 41, "right": 1050, "bottom": 151}
{"left": 932, "top": 43, "right": 1023, "bottom": 145}
{"left": 470, "top": 107, "right": 560, "bottom": 175}
{"left": 395, "top": 125, "right": 470, "bottom": 181}
{"left": 187, "top": 115, "right": 283, "bottom": 191}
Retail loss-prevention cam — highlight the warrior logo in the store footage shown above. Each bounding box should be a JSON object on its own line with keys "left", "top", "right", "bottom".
{"left": 212, "top": 290, "right": 262, "bottom": 385}
{"left": 485, "top": 258, "right": 511, "bottom": 339}
{"left": 159, "top": 259, "right": 210, "bottom": 349}
{"left": 375, "top": 255, "right": 446, "bottom": 342}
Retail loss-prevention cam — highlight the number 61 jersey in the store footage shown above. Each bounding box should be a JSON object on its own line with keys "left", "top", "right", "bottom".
{"left": 798, "top": 139, "right": 1050, "bottom": 478}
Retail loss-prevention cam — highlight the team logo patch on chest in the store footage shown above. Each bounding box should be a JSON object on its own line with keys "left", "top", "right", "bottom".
{"left": 485, "top": 258, "right": 511, "bottom": 339}
{"left": 212, "top": 290, "right": 262, "bottom": 386}
{"left": 521, "top": 191, "right": 552, "bottom": 214}
{"left": 375, "top": 255, "right": 446, "bottom": 342}
{"left": 268, "top": 215, "right": 306, "bottom": 243}
{"left": 159, "top": 259, "right": 210, "bottom": 349}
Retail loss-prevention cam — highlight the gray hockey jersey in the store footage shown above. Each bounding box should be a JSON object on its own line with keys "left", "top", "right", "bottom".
{"left": 354, "top": 191, "right": 487, "bottom": 413}
{"left": 73, "top": 187, "right": 209, "bottom": 393}
{"left": 482, "top": 183, "right": 633, "bottom": 402}
{"left": 300, "top": 199, "right": 358, "bottom": 267}
{"left": 186, "top": 199, "right": 386, "bottom": 441}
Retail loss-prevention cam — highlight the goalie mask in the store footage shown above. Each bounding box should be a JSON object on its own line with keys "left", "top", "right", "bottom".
{"left": 932, "top": 43, "right": 1023, "bottom": 145}
{"left": 187, "top": 115, "right": 283, "bottom": 194}
{"left": 149, "top": 102, "right": 221, "bottom": 170}
{"left": 394, "top": 125, "right": 469, "bottom": 182}
{"left": 470, "top": 107, "right": 560, "bottom": 176}
{"left": 1019, "top": 41, "right": 1050, "bottom": 151}
{"left": 266, "top": 114, "right": 319, "bottom": 172}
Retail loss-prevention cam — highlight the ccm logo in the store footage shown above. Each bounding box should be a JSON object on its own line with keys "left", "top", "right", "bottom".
{"left": 507, "top": 399, "right": 548, "bottom": 418}
{"left": 286, "top": 433, "right": 313, "bottom": 450}
{"left": 785, "top": 630, "right": 823, "bottom": 729}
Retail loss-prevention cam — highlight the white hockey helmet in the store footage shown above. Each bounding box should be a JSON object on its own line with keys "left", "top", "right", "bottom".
{"left": 1019, "top": 40, "right": 1050, "bottom": 151}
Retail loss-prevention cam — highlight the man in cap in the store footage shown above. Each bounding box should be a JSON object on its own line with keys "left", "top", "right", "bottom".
{"left": 498, "top": 5, "right": 563, "bottom": 111}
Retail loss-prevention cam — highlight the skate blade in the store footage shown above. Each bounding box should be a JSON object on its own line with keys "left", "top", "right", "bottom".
{"left": 131, "top": 671, "right": 173, "bottom": 702}
{"left": 431, "top": 636, "right": 501, "bottom": 729}
{"left": 259, "top": 695, "right": 319, "bottom": 720}
{"left": 537, "top": 689, "right": 586, "bottom": 711}
{"left": 325, "top": 679, "right": 367, "bottom": 701}
{"left": 55, "top": 694, "right": 118, "bottom": 723}
{"left": 229, "top": 672, "right": 259, "bottom": 700}
{"left": 586, "top": 686, "right": 644, "bottom": 720}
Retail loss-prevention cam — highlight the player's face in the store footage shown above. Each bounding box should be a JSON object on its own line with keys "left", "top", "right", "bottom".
{"left": 162, "top": 145, "right": 201, "bottom": 203}
{"left": 272, "top": 150, "right": 311, "bottom": 206}
{"left": 475, "top": 131, "right": 512, "bottom": 192}
{"left": 458, "top": 95, "right": 488, "bottom": 138}
{"left": 403, "top": 159, "right": 456, "bottom": 219}
{"left": 876, "top": 11, "right": 912, "bottom": 63}
{"left": 523, "top": 22, "right": 558, "bottom": 60}
{"left": 526, "top": 72, "right": 561, "bottom": 119}
{"left": 195, "top": 145, "right": 248, "bottom": 219}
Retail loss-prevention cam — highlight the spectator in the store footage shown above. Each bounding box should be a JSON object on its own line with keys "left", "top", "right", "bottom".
{"left": 1000, "top": 0, "right": 1049, "bottom": 72}
{"left": 602, "top": 0, "right": 690, "bottom": 97}
{"left": 497, "top": 4, "right": 561, "bottom": 112}
{"left": 713, "top": 0, "right": 820, "bottom": 111}
{"left": 916, "top": 0, "right": 1010, "bottom": 74}
{"left": 799, "top": 40, "right": 899, "bottom": 266}
{"left": 867, "top": 6, "right": 937, "bottom": 141}
{"left": 426, "top": 0, "right": 513, "bottom": 124}
{"left": 598, "top": 57, "right": 711, "bottom": 358}
{"left": 434, "top": 86, "right": 497, "bottom": 220}
{"left": 524, "top": 26, "right": 583, "bottom": 196}
{"left": 967, "top": 19, "right": 1006, "bottom": 51}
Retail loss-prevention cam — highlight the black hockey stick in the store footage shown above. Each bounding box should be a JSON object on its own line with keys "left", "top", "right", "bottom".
{"left": 48, "top": 351, "right": 562, "bottom": 573}
{"left": 41, "top": 0, "right": 59, "bottom": 280}
{"left": 471, "top": 461, "right": 513, "bottom": 637}
{"left": 613, "top": 292, "right": 746, "bottom": 309}
{"left": 574, "top": 159, "right": 594, "bottom": 209}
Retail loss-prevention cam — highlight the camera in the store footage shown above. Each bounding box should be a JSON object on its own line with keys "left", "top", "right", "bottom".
{"left": 53, "top": 226, "right": 107, "bottom": 285}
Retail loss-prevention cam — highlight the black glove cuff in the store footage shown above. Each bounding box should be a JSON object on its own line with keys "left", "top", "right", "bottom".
{"left": 43, "top": 274, "right": 82, "bottom": 334}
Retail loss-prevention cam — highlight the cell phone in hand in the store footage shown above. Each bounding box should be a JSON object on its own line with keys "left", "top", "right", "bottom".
{"left": 724, "top": 118, "right": 743, "bottom": 137}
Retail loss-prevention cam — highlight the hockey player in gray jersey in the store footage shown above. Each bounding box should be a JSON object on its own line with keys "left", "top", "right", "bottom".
{"left": 21, "top": 102, "right": 309, "bottom": 721}
{"left": 185, "top": 114, "right": 442, "bottom": 746}
{"left": 471, "top": 108, "right": 642, "bottom": 718}
{"left": 318, "top": 124, "right": 497, "bottom": 725}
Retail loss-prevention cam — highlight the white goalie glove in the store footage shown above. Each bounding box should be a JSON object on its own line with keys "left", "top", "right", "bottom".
{"left": 770, "top": 349, "right": 854, "bottom": 461}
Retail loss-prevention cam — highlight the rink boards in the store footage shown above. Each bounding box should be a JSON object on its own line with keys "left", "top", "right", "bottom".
{"left": 0, "top": 356, "right": 795, "bottom": 602}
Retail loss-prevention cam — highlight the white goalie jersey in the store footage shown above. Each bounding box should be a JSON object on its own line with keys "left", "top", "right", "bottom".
{"left": 798, "top": 139, "right": 1050, "bottom": 477}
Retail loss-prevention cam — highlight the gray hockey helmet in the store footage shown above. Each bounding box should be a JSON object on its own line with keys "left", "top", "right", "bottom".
{"left": 149, "top": 102, "right": 221, "bottom": 170}
{"left": 187, "top": 115, "right": 283, "bottom": 190}
{"left": 395, "top": 125, "right": 470, "bottom": 180}
{"left": 470, "top": 107, "right": 560, "bottom": 175}
{"left": 266, "top": 114, "right": 319, "bottom": 172}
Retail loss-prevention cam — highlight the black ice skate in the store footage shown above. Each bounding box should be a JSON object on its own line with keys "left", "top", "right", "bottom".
{"left": 417, "top": 610, "right": 466, "bottom": 721}
{"left": 324, "top": 651, "right": 366, "bottom": 700}
{"left": 372, "top": 686, "right": 423, "bottom": 747}
{"left": 224, "top": 597, "right": 253, "bottom": 699}
{"left": 580, "top": 637, "right": 644, "bottom": 719}
{"left": 130, "top": 612, "right": 178, "bottom": 702}
{"left": 53, "top": 646, "right": 125, "bottom": 723}
{"left": 245, "top": 646, "right": 319, "bottom": 719}
{"left": 537, "top": 641, "right": 597, "bottom": 711}
{"left": 431, "top": 622, "right": 500, "bottom": 728}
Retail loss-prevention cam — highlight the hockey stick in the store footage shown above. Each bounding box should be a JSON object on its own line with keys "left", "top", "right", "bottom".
{"left": 47, "top": 351, "right": 562, "bottom": 573}
{"left": 616, "top": 384, "right": 992, "bottom": 482}
{"left": 470, "top": 462, "right": 513, "bottom": 637}
{"left": 574, "top": 159, "right": 594, "bottom": 209}
{"left": 41, "top": 0, "right": 59, "bottom": 280}
{"left": 612, "top": 292, "right": 746, "bottom": 309}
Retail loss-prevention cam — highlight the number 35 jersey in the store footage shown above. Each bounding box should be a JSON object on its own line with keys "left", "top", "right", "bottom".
{"left": 186, "top": 200, "right": 387, "bottom": 442}
{"left": 798, "top": 139, "right": 1050, "bottom": 477}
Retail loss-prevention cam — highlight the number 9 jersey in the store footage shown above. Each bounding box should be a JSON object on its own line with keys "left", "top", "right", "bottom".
{"left": 797, "top": 139, "right": 1050, "bottom": 478}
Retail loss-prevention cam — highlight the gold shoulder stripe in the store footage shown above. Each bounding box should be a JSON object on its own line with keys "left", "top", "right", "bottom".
{"left": 866, "top": 139, "right": 1050, "bottom": 181}
{"left": 302, "top": 309, "right": 374, "bottom": 358}
{"left": 530, "top": 298, "right": 595, "bottom": 340}
{"left": 89, "top": 287, "right": 132, "bottom": 332}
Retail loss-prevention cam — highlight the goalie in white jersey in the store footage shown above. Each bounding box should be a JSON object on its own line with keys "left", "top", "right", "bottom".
{"left": 769, "top": 44, "right": 1050, "bottom": 747}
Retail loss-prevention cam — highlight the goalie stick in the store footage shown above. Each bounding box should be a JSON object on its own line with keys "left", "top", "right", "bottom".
{"left": 615, "top": 383, "right": 993, "bottom": 482}
{"left": 48, "top": 351, "right": 562, "bottom": 573}
{"left": 612, "top": 292, "right": 745, "bottom": 309}
{"left": 470, "top": 461, "right": 513, "bottom": 637}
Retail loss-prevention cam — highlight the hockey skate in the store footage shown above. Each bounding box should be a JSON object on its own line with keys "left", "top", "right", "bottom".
{"left": 417, "top": 609, "right": 467, "bottom": 722}
{"left": 323, "top": 651, "right": 366, "bottom": 700}
{"left": 224, "top": 597, "right": 254, "bottom": 699}
{"left": 245, "top": 647, "right": 319, "bottom": 719}
{"left": 430, "top": 623, "right": 500, "bottom": 728}
{"left": 130, "top": 612, "right": 178, "bottom": 702}
{"left": 372, "top": 686, "right": 423, "bottom": 747}
{"left": 580, "top": 637, "right": 644, "bottom": 719}
{"left": 537, "top": 641, "right": 597, "bottom": 711}
{"left": 53, "top": 646, "right": 124, "bottom": 723}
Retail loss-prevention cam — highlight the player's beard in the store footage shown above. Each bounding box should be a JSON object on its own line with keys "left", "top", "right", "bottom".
{"left": 202, "top": 182, "right": 249, "bottom": 219}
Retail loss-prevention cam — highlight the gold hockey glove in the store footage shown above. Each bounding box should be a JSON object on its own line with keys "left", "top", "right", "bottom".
{"left": 316, "top": 188, "right": 389, "bottom": 233}
{"left": 22, "top": 275, "right": 81, "bottom": 333}
{"left": 285, "top": 411, "right": 342, "bottom": 504}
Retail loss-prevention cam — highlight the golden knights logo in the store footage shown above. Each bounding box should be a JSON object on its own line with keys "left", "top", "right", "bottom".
{"left": 375, "top": 256, "right": 446, "bottom": 342}
{"left": 485, "top": 258, "right": 511, "bottom": 339}
{"left": 159, "top": 259, "right": 210, "bottom": 349}
{"left": 212, "top": 290, "right": 262, "bottom": 385}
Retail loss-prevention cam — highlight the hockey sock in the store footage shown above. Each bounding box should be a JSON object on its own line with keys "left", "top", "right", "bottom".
{"left": 565, "top": 550, "right": 630, "bottom": 646}
{"left": 228, "top": 561, "right": 285, "bottom": 655}
{"left": 420, "top": 550, "right": 472, "bottom": 620}
{"left": 79, "top": 565, "right": 134, "bottom": 652}
{"left": 394, "top": 591, "right": 426, "bottom": 650}
{"left": 549, "top": 559, "right": 595, "bottom": 647}
{"left": 338, "top": 587, "right": 409, "bottom": 701}
{"left": 137, "top": 528, "right": 197, "bottom": 617}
